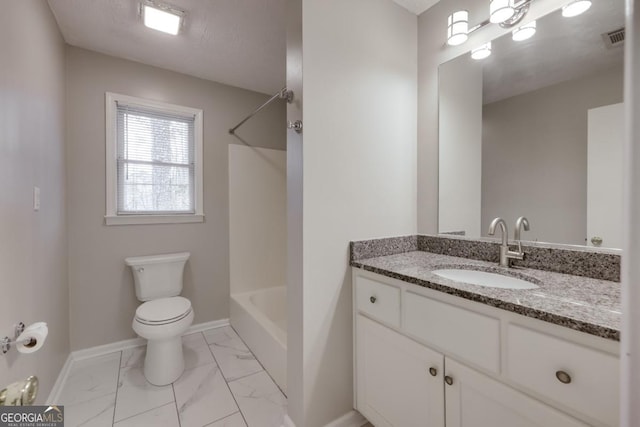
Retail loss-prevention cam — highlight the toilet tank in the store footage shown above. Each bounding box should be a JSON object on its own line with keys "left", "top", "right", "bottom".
{"left": 125, "top": 252, "right": 190, "bottom": 301}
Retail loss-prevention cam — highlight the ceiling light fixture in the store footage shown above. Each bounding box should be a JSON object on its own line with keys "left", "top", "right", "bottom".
{"left": 512, "top": 20, "right": 537, "bottom": 41}
{"left": 142, "top": 2, "right": 184, "bottom": 35}
{"left": 561, "top": 0, "right": 592, "bottom": 18}
{"left": 471, "top": 42, "right": 492, "bottom": 60}
{"left": 490, "top": 0, "right": 516, "bottom": 24}
{"left": 447, "top": 10, "right": 470, "bottom": 46}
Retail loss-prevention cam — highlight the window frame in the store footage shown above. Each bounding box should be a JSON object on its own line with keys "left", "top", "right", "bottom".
{"left": 105, "top": 92, "right": 204, "bottom": 225}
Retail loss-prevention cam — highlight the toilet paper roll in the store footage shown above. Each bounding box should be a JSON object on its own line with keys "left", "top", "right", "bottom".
{"left": 15, "top": 322, "right": 48, "bottom": 354}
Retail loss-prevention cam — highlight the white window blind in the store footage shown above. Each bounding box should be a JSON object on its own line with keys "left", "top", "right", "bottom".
{"left": 116, "top": 102, "right": 195, "bottom": 214}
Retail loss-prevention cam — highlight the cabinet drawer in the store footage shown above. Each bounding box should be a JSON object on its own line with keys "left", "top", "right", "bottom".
{"left": 355, "top": 276, "right": 401, "bottom": 327}
{"left": 506, "top": 324, "right": 619, "bottom": 426}
{"left": 403, "top": 291, "right": 500, "bottom": 373}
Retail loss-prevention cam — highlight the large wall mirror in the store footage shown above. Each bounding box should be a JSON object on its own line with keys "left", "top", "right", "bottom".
{"left": 438, "top": 0, "right": 624, "bottom": 249}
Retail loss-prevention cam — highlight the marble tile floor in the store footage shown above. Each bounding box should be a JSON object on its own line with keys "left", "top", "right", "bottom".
{"left": 56, "top": 325, "right": 287, "bottom": 427}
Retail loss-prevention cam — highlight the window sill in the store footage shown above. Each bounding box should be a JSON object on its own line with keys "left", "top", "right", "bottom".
{"left": 104, "top": 214, "right": 204, "bottom": 226}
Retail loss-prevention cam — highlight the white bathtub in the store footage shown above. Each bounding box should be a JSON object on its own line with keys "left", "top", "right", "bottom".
{"left": 230, "top": 286, "right": 287, "bottom": 393}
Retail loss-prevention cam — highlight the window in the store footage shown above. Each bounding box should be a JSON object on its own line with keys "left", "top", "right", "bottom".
{"left": 105, "top": 93, "right": 203, "bottom": 225}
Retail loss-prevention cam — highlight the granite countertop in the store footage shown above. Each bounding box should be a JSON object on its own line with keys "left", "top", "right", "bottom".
{"left": 351, "top": 251, "right": 621, "bottom": 341}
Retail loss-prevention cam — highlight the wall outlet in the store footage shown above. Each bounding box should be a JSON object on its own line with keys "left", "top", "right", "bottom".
{"left": 33, "top": 187, "right": 40, "bottom": 211}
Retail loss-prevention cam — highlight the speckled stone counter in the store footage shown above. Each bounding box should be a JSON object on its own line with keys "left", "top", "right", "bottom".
{"left": 351, "top": 234, "right": 621, "bottom": 282}
{"left": 350, "top": 241, "right": 621, "bottom": 341}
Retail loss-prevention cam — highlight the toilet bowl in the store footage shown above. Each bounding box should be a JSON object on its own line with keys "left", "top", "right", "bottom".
{"left": 132, "top": 296, "right": 194, "bottom": 385}
{"left": 125, "top": 252, "right": 193, "bottom": 386}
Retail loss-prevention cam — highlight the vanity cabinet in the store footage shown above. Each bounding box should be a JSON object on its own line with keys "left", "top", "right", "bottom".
{"left": 356, "top": 314, "right": 444, "bottom": 427}
{"left": 353, "top": 269, "right": 619, "bottom": 427}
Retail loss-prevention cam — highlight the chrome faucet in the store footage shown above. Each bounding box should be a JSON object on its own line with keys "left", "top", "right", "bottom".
{"left": 488, "top": 217, "right": 525, "bottom": 267}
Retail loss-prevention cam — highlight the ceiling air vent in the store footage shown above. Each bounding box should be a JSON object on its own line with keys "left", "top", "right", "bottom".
{"left": 602, "top": 28, "right": 625, "bottom": 49}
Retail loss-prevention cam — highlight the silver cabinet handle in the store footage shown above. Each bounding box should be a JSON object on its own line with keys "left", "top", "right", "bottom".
{"left": 555, "top": 370, "right": 572, "bottom": 384}
{"left": 429, "top": 367, "right": 438, "bottom": 377}
{"left": 370, "top": 296, "right": 376, "bottom": 304}
{"left": 444, "top": 375, "right": 454, "bottom": 386}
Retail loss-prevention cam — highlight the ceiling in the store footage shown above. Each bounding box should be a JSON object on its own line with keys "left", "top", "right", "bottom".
{"left": 481, "top": 0, "right": 624, "bottom": 104}
{"left": 391, "top": 0, "right": 440, "bottom": 15}
{"left": 46, "top": 0, "right": 440, "bottom": 96}
{"left": 47, "top": 0, "right": 286, "bottom": 95}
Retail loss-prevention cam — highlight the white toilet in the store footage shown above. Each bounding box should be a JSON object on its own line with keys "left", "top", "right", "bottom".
{"left": 125, "top": 252, "right": 194, "bottom": 386}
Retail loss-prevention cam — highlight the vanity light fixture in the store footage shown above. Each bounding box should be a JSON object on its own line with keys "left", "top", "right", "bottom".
{"left": 562, "top": 0, "right": 592, "bottom": 18}
{"left": 141, "top": 1, "right": 184, "bottom": 35}
{"left": 447, "top": 10, "right": 470, "bottom": 46}
{"left": 512, "top": 20, "right": 537, "bottom": 41}
{"left": 490, "top": 0, "right": 516, "bottom": 24}
{"left": 447, "top": 0, "right": 531, "bottom": 47}
{"left": 471, "top": 42, "right": 492, "bottom": 60}
{"left": 447, "top": 0, "right": 582, "bottom": 53}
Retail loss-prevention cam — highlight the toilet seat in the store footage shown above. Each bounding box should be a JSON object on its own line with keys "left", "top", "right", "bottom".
{"left": 135, "top": 296, "right": 192, "bottom": 326}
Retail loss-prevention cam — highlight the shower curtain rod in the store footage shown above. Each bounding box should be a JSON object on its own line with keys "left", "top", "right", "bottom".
{"left": 229, "top": 87, "right": 294, "bottom": 135}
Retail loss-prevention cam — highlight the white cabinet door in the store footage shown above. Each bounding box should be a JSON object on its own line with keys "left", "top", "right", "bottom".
{"left": 356, "top": 314, "right": 445, "bottom": 427}
{"left": 444, "top": 358, "right": 588, "bottom": 427}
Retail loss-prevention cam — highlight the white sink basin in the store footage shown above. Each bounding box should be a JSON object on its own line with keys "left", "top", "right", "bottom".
{"left": 432, "top": 269, "right": 539, "bottom": 290}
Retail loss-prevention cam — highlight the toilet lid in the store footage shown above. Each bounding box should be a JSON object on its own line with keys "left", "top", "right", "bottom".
{"left": 135, "top": 297, "right": 192, "bottom": 325}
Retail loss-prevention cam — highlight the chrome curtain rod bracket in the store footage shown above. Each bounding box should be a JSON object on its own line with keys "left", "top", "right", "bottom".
{"left": 229, "top": 87, "right": 294, "bottom": 135}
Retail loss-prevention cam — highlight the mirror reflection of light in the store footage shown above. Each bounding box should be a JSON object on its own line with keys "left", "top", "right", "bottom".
{"left": 512, "top": 20, "right": 537, "bottom": 41}
{"left": 471, "top": 42, "right": 492, "bottom": 60}
{"left": 562, "top": 0, "right": 592, "bottom": 18}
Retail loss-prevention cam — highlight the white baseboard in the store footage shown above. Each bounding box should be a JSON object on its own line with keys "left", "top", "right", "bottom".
{"left": 72, "top": 336, "right": 146, "bottom": 362}
{"left": 185, "top": 319, "right": 230, "bottom": 334}
{"left": 324, "top": 410, "right": 368, "bottom": 427}
{"left": 282, "top": 411, "right": 368, "bottom": 427}
{"left": 282, "top": 415, "right": 296, "bottom": 427}
{"left": 45, "top": 354, "right": 73, "bottom": 404}
{"left": 72, "top": 318, "right": 229, "bottom": 361}
{"left": 46, "top": 319, "right": 230, "bottom": 403}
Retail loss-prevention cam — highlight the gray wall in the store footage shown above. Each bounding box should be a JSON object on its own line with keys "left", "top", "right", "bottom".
{"left": 482, "top": 66, "right": 623, "bottom": 245}
{"left": 297, "top": 0, "right": 417, "bottom": 425}
{"left": 285, "top": 0, "right": 304, "bottom": 423}
{"left": 66, "top": 47, "right": 285, "bottom": 350}
{"left": 0, "top": 1, "right": 69, "bottom": 401}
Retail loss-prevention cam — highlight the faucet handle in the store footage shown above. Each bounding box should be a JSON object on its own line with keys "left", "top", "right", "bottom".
{"left": 514, "top": 216, "right": 531, "bottom": 254}
{"left": 515, "top": 216, "right": 530, "bottom": 233}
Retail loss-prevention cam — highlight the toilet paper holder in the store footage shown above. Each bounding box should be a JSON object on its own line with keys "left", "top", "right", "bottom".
{"left": 1, "top": 322, "right": 36, "bottom": 355}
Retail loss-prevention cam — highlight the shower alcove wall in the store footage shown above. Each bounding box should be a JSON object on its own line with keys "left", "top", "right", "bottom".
{"left": 228, "top": 144, "right": 287, "bottom": 393}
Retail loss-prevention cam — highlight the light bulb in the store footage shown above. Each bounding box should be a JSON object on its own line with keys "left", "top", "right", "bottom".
{"left": 562, "top": 0, "right": 592, "bottom": 18}
{"left": 512, "top": 20, "right": 537, "bottom": 41}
